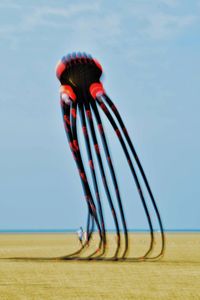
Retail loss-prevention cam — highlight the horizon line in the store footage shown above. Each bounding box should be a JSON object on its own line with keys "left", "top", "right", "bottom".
{"left": 0, "top": 228, "right": 200, "bottom": 233}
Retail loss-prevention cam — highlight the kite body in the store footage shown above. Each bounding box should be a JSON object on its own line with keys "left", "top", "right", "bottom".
{"left": 56, "top": 52, "right": 165, "bottom": 261}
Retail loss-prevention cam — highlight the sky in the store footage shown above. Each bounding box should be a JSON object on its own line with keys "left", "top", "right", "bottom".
{"left": 0, "top": 0, "right": 200, "bottom": 230}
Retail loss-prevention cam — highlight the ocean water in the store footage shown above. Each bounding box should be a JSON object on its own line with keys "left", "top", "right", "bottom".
{"left": 0, "top": 229, "right": 199, "bottom": 233}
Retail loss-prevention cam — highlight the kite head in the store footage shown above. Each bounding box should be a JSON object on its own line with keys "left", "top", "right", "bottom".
{"left": 56, "top": 52, "right": 103, "bottom": 90}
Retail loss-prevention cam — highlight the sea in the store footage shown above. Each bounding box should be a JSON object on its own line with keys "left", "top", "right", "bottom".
{"left": 0, "top": 229, "right": 199, "bottom": 234}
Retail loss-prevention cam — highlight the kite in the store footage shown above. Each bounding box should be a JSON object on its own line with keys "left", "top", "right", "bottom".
{"left": 56, "top": 52, "right": 165, "bottom": 261}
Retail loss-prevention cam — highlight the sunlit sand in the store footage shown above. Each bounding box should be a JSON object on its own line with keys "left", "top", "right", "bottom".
{"left": 0, "top": 233, "right": 199, "bottom": 299}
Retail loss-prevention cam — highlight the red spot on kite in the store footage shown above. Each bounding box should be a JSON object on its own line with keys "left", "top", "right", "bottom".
{"left": 89, "top": 82, "right": 104, "bottom": 99}
{"left": 64, "top": 115, "right": 71, "bottom": 125}
{"left": 73, "top": 140, "right": 79, "bottom": 151}
{"left": 98, "top": 124, "right": 103, "bottom": 134}
{"left": 59, "top": 85, "right": 76, "bottom": 101}
{"left": 86, "top": 110, "right": 92, "bottom": 119}
{"left": 64, "top": 123, "right": 69, "bottom": 132}
{"left": 79, "top": 171, "right": 87, "bottom": 182}
{"left": 123, "top": 127, "right": 128, "bottom": 135}
{"left": 111, "top": 104, "right": 117, "bottom": 113}
{"left": 94, "top": 144, "right": 100, "bottom": 154}
{"left": 100, "top": 102, "right": 108, "bottom": 113}
{"left": 128, "top": 159, "right": 131, "bottom": 166}
{"left": 56, "top": 61, "right": 66, "bottom": 79}
{"left": 89, "top": 160, "right": 94, "bottom": 169}
{"left": 82, "top": 126, "right": 88, "bottom": 136}
{"left": 115, "top": 129, "right": 121, "bottom": 138}
{"left": 93, "top": 59, "right": 103, "bottom": 71}
{"left": 71, "top": 108, "right": 77, "bottom": 118}
{"left": 107, "top": 156, "right": 111, "bottom": 163}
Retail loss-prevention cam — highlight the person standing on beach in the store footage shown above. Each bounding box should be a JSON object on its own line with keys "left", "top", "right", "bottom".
{"left": 77, "top": 227, "right": 84, "bottom": 245}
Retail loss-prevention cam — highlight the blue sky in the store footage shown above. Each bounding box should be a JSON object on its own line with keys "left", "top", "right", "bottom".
{"left": 0, "top": 0, "right": 200, "bottom": 230}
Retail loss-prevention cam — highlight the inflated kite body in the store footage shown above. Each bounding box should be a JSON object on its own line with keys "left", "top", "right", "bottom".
{"left": 56, "top": 52, "right": 165, "bottom": 261}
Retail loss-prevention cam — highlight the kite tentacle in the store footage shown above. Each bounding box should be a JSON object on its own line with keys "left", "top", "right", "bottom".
{"left": 92, "top": 94, "right": 155, "bottom": 258}
{"left": 90, "top": 99, "right": 129, "bottom": 259}
{"left": 60, "top": 98, "right": 101, "bottom": 259}
{"left": 84, "top": 99, "right": 121, "bottom": 259}
{"left": 102, "top": 94, "right": 165, "bottom": 259}
{"left": 70, "top": 100, "right": 103, "bottom": 258}
{"left": 78, "top": 102, "right": 106, "bottom": 257}
{"left": 60, "top": 99, "right": 90, "bottom": 258}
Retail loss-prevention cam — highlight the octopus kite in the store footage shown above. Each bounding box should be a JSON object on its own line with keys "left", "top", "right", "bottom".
{"left": 56, "top": 52, "right": 165, "bottom": 261}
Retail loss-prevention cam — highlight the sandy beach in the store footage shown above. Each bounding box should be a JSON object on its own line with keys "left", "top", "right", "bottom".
{"left": 0, "top": 233, "right": 199, "bottom": 299}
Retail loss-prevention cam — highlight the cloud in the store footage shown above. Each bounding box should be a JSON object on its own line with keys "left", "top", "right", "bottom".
{"left": 142, "top": 13, "right": 197, "bottom": 39}
{"left": 21, "top": 2, "right": 101, "bottom": 30}
{"left": 0, "top": 1, "right": 22, "bottom": 9}
{"left": 159, "top": 0, "right": 179, "bottom": 7}
{"left": 0, "top": 2, "right": 102, "bottom": 39}
{"left": 0, "top": 0, "right": 199, "bottom": 51}
{"left": 126, "top": 1, "right": 198, "bottom": 40}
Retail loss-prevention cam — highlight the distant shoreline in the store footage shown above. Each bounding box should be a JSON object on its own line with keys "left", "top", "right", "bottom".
{"left": 0, "top": 229, "right": 200, "bottom": 234}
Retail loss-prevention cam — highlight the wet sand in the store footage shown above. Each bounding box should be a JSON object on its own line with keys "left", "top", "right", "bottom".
{"left": 0, "top": 233, "right": 199, "bottom": 299}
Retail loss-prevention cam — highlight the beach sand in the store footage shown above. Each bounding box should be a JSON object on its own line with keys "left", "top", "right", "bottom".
{"left": 0, "top": 233, "right": 199, "bottom": 299}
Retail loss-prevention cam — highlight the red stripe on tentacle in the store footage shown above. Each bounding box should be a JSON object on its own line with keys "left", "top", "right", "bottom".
{"left": 69, "top": 142, "right": 75, "bottom": 152}
{"left": 94, "top": 144, "right": 100, "bottom": 154}
{"left": 79, "top": 171, "right": 87, "bottom": 182}
{"left": 107, "top": 156, "right": 111, "bottom": 163}
{"left": 82, "top": 126, "right": 88, "bottom": 136}
{"left": 64, "top": 123, "right": 69, "bottom": 132}
{"left": 98, "top": 124, "right": 103, "bottom": 134}
{"left": 86, "top": 110, "right": 92, "bottom": 120}
{"left": 123, "top": 127, "right": 128, "bottom": 135}
{"left": 64, "top": 115, "right": 71, "bottom": 125}
{"left": 95, "top": 191, "right": 100, "bottom": 199}
{"left": 111, "top": 104, "right": 118, "bottom": 113}
{"left": 90, "top": 203, "right": 96, "bottom": 214}
{"left": 72, "top": 152, "right": 77, "bottom": 161}
{"left": 127, "top": 159, "right": 131, "bottom": 166}
{"left": 100, "top": 102, "right": 108, "bottom": 113}
{"left": 89, "top": 160, "right": 94, "bottom": 170}
{"left": 73, "top": 139, "right": 79, "bottom": 151}
{"left": 115, "top": 128, "right": 122, "bottom": 138}
{"left": 71, "top": 108, "right": 77, "bottom": 118}
{"left": 69, "top": 141, "right": 78, "bottom": 152}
